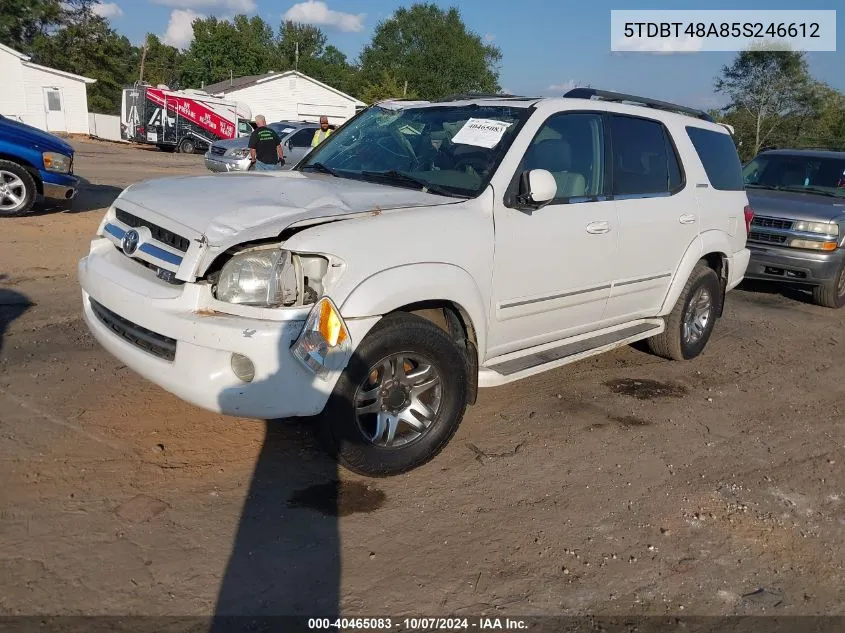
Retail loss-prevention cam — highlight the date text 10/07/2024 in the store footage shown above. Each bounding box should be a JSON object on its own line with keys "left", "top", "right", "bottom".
{"left": 307, "top": 618, "right": 529, "bottom": 630}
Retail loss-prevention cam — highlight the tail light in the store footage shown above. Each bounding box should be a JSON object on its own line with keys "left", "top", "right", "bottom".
{"left": 744, "top": 205, "right": 754, "bottom": 234}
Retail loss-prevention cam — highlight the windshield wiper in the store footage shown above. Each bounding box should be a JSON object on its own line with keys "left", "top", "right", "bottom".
{"left": 360, "top": 170, "right": 465, "bottom": 197}
{"left": 302, "top": 162, "right": 339, "bottom": 177}
{"left": 780, "top": 186, "right": 842, "bottom": 198}
{"left": 745, "top": 183, "right": 780, "bottom": 190}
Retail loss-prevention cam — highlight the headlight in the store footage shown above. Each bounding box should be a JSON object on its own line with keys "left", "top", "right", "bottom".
{"left": 291, "top": 297, "right": 352, "bottom": 380}
{"left": 793, "top": 220, "right": 838, "bottom": 236}
{"left": 215, "top": 248, "right": 298, "bottom": 306}
{"left": 230, "top": 149, "right": 251, "bottom": 159}
{"left": 789, "top": 238, "right": 838, "bottom": 251}
{"left": 42, "top": 152, "right": 71, "bottom": 173}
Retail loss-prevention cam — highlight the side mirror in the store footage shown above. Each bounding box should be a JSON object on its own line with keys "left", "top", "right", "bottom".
{"left": 518, "top": 169, "right": 557, "bottom": 209}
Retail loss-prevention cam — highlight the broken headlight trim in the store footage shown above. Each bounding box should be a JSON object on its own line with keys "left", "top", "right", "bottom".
{"left": 215, "top": 248, "right": 298, "bottom": 307}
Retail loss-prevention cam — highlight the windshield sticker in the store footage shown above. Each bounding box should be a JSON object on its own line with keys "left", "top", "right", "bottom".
{"left": 451, "top": 118, "right": 512, "bottom": 148}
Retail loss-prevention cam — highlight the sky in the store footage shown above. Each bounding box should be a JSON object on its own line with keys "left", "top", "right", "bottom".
{"left": 93, "top": 0, "right": 844, "bottom": 109}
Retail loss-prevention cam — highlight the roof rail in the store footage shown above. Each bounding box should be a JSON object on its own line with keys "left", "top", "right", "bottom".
{"left": 563, "top": 88, "right": 713, "bottom": 122}
{"left": 434, "top": 92, "right": 532, "bottom": 102}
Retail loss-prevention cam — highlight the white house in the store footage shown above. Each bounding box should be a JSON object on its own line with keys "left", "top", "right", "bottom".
{"left": 202, "top": 70, "right": 365, "bottom": 126}
{"left": 0, "top": 43, "right": 96, "bottom": 134}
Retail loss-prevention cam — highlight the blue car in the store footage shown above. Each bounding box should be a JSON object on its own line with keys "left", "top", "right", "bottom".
{"left": 0, "top": 114, "right": 79, "bottom": 216}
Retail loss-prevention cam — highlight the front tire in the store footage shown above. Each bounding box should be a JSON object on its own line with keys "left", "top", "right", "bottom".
{"left": 811, "top": 260, "right": 845, "bottom": 309}
{"left": 317, "top": 312, "right": 469, "bottom": 477}
{"left": 0, "top": 160, "right": 37, "bottom": 217}
{"left": 648, "top": 261, "right": 720, "bottom": 361}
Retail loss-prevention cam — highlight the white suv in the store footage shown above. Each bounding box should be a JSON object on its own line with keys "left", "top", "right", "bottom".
{"left": 79, "top": 89, "right": 751, "bottom": 476}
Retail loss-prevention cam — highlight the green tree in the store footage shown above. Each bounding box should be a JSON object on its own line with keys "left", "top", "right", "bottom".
{"left": 278, "top": 20, "right": 326, "bottom": 68}
{"left": 180, "top": 15, "right": 278, "bottom": 88}
{"left": 0, "top": 0, "right": 62, "bottom": 53}
{"left": 715, "top": 47, "right": 815, "bottom": 157}
{"left": 359, "top": 3, "right": 501, "bottom": 100}
{"left": 31, "top": 0, "right": 137, "bottom": 113}
{"left": 359, "top": 71, "right": 418, "bottom": 104}
{"left": 136, "top": 34, "right": 184, "bottom": 89}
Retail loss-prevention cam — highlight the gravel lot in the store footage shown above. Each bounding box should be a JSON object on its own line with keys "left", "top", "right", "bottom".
{"left": 0, "top": 138, "right": 843, "bottom": 619}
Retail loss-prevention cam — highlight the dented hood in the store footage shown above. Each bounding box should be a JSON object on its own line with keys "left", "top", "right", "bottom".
{"left": 119, "top": 171, "right": 454, "bottom": 246}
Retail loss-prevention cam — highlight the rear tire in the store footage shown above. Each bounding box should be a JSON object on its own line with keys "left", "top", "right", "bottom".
{"left": 648, "top": 261, "right": 720, "bottom": 361}
{"left": 811, "top": 260, "right": 845, "bottom": 308}
{"left": 0, "top": 160, "right": 37, "bottom": 217}
{"left": 317, "top": 312, "right": 468, "bottom": 477}
{"left": 178, "top": 137, "right": 196, "bottom": 154}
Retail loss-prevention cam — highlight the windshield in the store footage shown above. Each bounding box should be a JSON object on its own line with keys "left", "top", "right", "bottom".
{"left": 298, "top": 103, "right": 532, "bottom": 197}
{"left": 743, "top": 153, "right": 845, "bottom": 197}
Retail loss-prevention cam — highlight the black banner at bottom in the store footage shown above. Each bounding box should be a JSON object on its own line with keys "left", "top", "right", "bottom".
{"left": 0, "top": 617, "right": 842, "bottom": 633}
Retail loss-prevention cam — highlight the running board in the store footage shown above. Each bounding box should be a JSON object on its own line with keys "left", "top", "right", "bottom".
{"left": 479, "top": 319, "right": 664, "bottom": 387}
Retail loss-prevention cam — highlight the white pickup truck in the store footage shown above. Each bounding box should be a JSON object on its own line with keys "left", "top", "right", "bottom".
{"left": 79, "top": 90, "right": 751, "bottom": 476}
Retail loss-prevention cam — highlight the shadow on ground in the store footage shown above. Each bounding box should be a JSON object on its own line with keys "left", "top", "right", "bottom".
{"left": 0, "top": 278, "right": 32, "bottom": 356}
{"left": 738, "top": 279, "right": 815, "bottom": 306}
{"left": 34, "top": 176, "right": 123, "bottom": 215}
{"left": 209, "top": 418, "right": 342, "bottom": 631}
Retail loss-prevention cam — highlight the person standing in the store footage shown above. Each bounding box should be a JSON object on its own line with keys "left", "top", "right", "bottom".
{"left": 248, "top": 115, "right": 284, "bottom": 171}
{"left": 311, "top": 115, "right": 333, "bottom": 147}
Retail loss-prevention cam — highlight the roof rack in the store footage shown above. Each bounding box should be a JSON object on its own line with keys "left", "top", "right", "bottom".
{"left": 434, "top": 92, "right": 533, "bottom": 102}
{"left": 563, "top": 88, "right": 713, "bottom": 122}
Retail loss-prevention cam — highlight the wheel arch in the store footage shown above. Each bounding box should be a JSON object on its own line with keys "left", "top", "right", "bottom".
{"left": 0, "top": 154, "right": 43, "bottom": 195}
{"left": 339, "top": 263, "right": 488, "bottom": 405}
{"left": 660, "top": 231, "right": 730, "bottom": 316}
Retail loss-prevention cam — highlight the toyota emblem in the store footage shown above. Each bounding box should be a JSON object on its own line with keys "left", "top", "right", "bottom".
{"left": 121, "top": 229, "right": 140, "bottom": 256}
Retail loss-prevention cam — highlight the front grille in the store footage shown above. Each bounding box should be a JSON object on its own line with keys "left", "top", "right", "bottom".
{"left": 752, "top": 216, "right": 793, "bottom": 230}
{"left": 748, "top": 231, "right": 788, "bottom": 245}
{"left": 115, "top": 209, "right": 190, "bottom": 253}
{"left": 90, "top": 299, "right": 176, "bottom": 361}
{"left": 210, "top": 146, "right": 226, "bottom": 156}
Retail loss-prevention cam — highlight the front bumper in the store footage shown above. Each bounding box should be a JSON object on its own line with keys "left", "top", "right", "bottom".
{"left": 204, "top": 153, "right": 251, "bottom": 173}
{"left": 41, "top": 171, "right": 79, "bottom": 200}
{"left": 745, "top": 243, "right": 845, "bottom": 285}
{"left": 78, "top": 239, "right": 380, "bottom": 419}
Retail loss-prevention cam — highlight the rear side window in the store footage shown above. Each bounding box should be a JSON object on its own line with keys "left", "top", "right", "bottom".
{"left": 610, "top": 115, "right": 683, "bottom": 196}
{"left": 685, "top": 126, "right": 744, "bottom": 191}
{"left": 288, "top": 128, "right": 314, "bottom": 148}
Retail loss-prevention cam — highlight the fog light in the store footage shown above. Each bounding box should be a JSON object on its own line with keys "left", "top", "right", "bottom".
{"left": 231, "top": 353, "right": 255, "bottom": 382}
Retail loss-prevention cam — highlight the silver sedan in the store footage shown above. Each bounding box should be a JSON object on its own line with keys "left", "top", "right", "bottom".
{"left": 204, "top": 122, "right": 319, "bottom": 172}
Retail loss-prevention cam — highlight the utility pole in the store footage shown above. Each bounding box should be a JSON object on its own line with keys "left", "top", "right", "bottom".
{"left": 139, "top": 43, "right": 148, "bottom": 83}
{"left": 403, "top": 80, "right": 408, "bottom": 97}
{"left": 295, "top": 41, "right": 299, "bottom": 71}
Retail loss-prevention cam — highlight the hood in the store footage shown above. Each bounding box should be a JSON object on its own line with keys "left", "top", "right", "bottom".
{"left": 209, "top": 136, "right": 246, "bottom": 151}
{"left": 119, "top": 171, "right": 456, "bottom": 247}
{"left": 0, "top": 115, "right": 74, "bottom": 155}
{"left": 747, "top": 188, "right": 845, "bottom": 223}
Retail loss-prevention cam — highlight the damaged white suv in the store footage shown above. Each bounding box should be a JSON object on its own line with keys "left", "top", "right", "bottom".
{"left": 79, "top": 89, "right": 751, "bottom": 476}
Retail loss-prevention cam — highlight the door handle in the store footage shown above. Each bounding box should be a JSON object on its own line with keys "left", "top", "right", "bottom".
{"left": 586, "top": 221, "right": 611, "bottom": 234}
{"left": 679, "top": 214, "right": 696, "bottom": 225}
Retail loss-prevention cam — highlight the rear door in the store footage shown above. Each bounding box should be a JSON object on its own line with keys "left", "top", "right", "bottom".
{"left": 604, "top": 114, "right": 697, "bottom": 321}
{"left": 284, "top": 127, "right": 317, "bottom": 166}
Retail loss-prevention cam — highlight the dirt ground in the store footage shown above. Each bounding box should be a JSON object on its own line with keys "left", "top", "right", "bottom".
{"left": 0, "top": 138, "right": 843, "bottom": 620}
